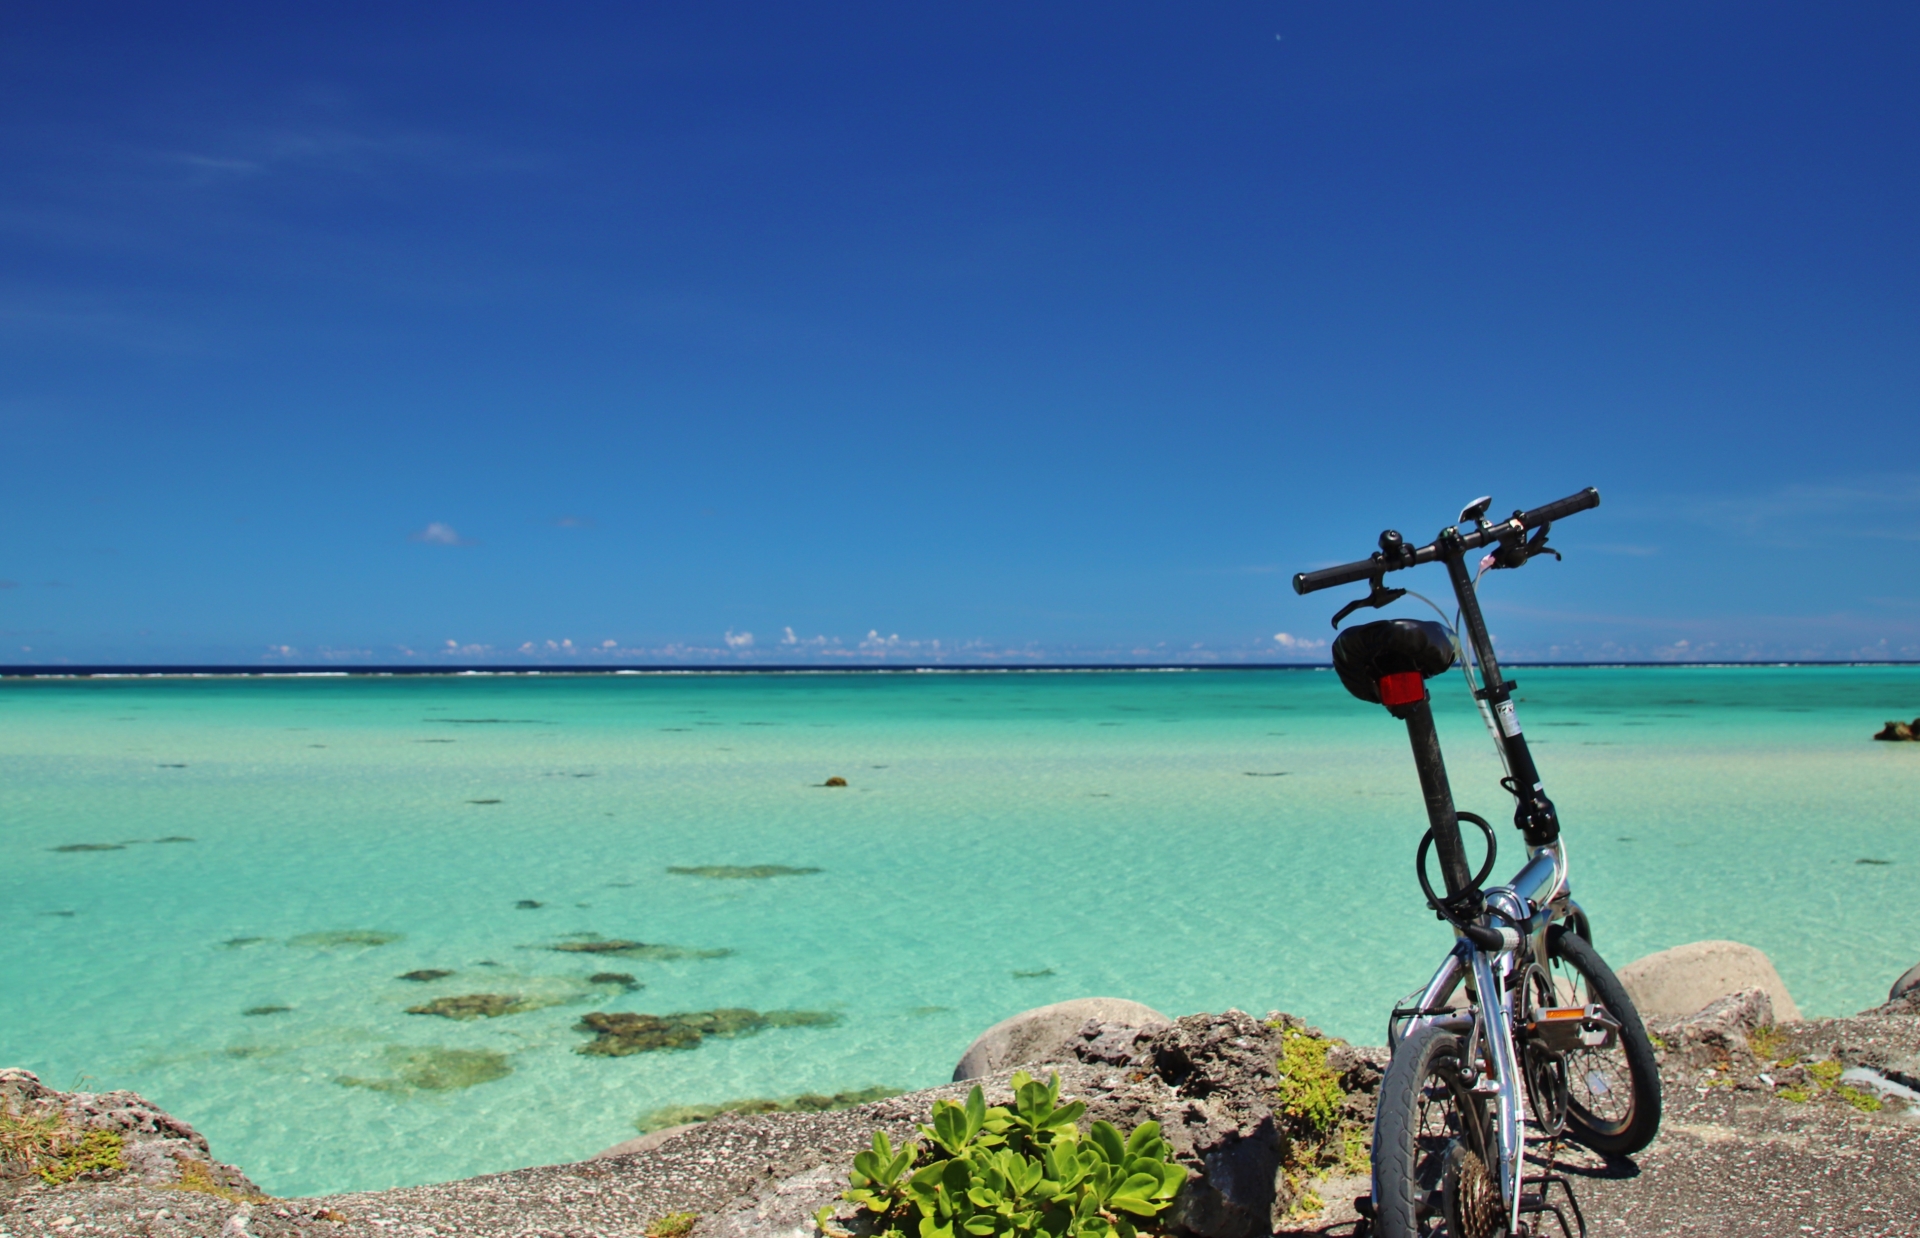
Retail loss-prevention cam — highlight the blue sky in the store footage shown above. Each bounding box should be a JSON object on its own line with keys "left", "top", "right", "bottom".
{"left": 3, "top": 3, "right": 1916, "bottom": 665}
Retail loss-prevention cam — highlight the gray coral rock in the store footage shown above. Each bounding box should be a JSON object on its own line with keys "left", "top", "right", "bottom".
{"left": 0, "top": 1068, "right": 261, "bottom": 1200}
{"left": 951, "top": 997, "right": 1170, "bottom": 1081}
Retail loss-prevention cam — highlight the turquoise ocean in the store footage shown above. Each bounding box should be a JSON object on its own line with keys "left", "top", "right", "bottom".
{"left": 3, "top": 667, "right": 1917, "bottom": 1196}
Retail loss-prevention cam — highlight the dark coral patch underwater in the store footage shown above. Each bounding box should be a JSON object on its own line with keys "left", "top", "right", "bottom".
{"left": 287, "top": 930, "right": 403, "bottom": 948}
{"left": 575, "top": 1008, "right": 839, "bottom": 1056}
{"left": 406, "top": 993, "right": 561, "bottom": 1020}
{"left": 546, "top": 937, "right": 732, "bottom": 959}
{"left": 338, "top": 1047, "right": 512, "bottom": 1093}
{"left": 666, "top": 865, "right": 821, "bottom": 879}
{"left": 636, "top": 1086, "right": 899, "bottom": 1132}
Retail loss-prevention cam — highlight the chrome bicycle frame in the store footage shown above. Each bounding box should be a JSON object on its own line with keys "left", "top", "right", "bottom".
{"left": 1391, "top": 838, "right": 1582, "bottom": 1226}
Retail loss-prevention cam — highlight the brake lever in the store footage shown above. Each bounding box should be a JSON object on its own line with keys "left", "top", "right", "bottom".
{"left": 1479, "top": 514, "right": 1559, "bottom": 571}
{"left": 1331, "top": 573, "right": 1407, "bottom": 628}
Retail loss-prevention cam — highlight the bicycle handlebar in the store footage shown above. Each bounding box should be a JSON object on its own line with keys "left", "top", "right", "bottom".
{"left": 1291, "top": 487, "right": 1600, "bottom": 595}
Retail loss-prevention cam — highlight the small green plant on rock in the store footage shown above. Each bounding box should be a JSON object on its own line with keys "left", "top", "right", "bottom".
{"left": 817, "top": 1072, "right": 1184, "bottom": 1238}
{"left": 1268, "top": 1023, "right": 1369, "bottom": 1218}
{"left": 1276, "top": 1028, "right": 1343, "bottom": 1137}
{"left": 0, "top": 1108, "right": 127, "bottom": 1186}
{"left": 1747, "top": 1024, "right": 1788, "bottom": 1062}
{"left": 1774, "top": 1056, "right": 1884, "bottom": 1112}
{"left": 647, "top": 1210, "right": 698, "bottom": 1238}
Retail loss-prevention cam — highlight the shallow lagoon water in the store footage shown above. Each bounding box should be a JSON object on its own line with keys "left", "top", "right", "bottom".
{"left": 2, "top": 667, "right": 1916, "bottom": 1196}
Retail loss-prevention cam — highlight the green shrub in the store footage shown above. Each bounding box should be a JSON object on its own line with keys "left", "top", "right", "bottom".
{"left": 818, "top": 1072, "right": 1184, "bottom": 1238}
{"left": 1276, "top": 1028, "right": 1343, "bottom": 1137}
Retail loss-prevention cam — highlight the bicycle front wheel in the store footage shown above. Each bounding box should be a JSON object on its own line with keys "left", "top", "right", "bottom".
{"left": 1545, "top": 924, "right": 1661, "bottom": 1156}
{"left": 1370, "top": 1023, "right": 1494, "bottom": 1238}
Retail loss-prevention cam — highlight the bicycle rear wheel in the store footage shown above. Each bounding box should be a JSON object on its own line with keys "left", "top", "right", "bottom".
{"left": 1545, "top": 923, "right": 1661, "bottom": 1156}
{"left": 1370, "top": 1023, "right": 1494, "bottom": 1238}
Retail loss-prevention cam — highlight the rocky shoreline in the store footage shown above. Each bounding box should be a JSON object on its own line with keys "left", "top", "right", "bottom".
{"left": 4, "top": 949, "right": 1917, "bottom": 1238}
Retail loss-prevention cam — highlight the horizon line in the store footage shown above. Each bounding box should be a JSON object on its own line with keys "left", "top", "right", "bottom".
{"left": 5, "top": 660, "right": 1920, "bottom": 679}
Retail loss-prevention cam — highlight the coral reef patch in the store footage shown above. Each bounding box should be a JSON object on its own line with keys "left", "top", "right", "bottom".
{"left": 547, "top": 937, "right": 732, "bottom": 960}
{"left": 406, "top": 993, "right": 554, "bottom": 1020}
{"left": 287, "top": 930, "right": 403, "bottom": 948}
{"left": 635, "top": 1086, "right": 900, "bottom": 1133}
{"left": 575, "top": 1008, "right": 840, "bottom": 1056}
{"left": 337, "top": 1047, "right": 513, "bottom": 1093}
{"left": 666, "top": 865, "right": 823, "bottom": 879}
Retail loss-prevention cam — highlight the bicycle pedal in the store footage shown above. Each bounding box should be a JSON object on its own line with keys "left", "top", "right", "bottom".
{"left": 1352, "top": 1194, "right": 1375, "bottom": 1219}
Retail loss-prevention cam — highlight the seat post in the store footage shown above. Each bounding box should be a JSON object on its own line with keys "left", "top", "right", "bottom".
{"left": 1397, "top": 695, "right": 1475, "bottom": 898}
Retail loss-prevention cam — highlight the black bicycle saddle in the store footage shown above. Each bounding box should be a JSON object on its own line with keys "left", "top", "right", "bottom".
{"left": 1332, "top": 619, "right": 1457, "bottom": 704}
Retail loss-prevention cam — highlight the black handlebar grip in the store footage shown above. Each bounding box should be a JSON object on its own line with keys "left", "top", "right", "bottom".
{"left": 1517, "top": 486, "right": 1601, "bottom": 529}
{"left": 1292, "top": 555, "right": 1383, "bottom": 596}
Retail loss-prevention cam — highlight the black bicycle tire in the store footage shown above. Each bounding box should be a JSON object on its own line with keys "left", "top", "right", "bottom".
{"left": 1370, "top": 1024, "right": 1487, "bottom": 1238}
{"left": 1547, "top": 924, "right": 1662, "bottom": 1156}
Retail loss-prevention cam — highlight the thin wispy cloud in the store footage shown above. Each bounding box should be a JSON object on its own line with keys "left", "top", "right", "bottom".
{"left": 410, "top": 522, "right": 471, "bottom": 546}
{"left": 1683, "top": 474, "right": 1920, "bottom": 548}
{"left": 552, "top": 515, "right": 595, "bottom": 528}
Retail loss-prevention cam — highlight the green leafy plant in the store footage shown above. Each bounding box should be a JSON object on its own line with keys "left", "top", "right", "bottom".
{"left": 817, "top": 1072, "right": 1184, "bottom": 1238}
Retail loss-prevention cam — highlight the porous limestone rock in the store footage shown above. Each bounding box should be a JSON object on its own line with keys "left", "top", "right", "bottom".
{"left": 951, "top": 997, "right": 1171, "bottom": 1081}
{"left": 0, "top": 1068, "right": 260, "bottom": 1199}
{"left": 1651, "top": 988, "right": 1775, "bottom": 1067}
{"left": 1618, "top": 940, "right": 1802, "bottom": 1022}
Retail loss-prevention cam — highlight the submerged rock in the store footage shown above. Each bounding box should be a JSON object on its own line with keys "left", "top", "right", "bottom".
{"left": 515, "top": 900, "right": 545, "bottom": 909}
{"left": 666, "top": 865, "right": 822, "bottom": 879}
{"left": 407, "top": 993, "right": 549, "bottom": 1020}
{"left": 822, "top": 777, "right": 848, "bottom": 787}
{"left": 575, "top": 1008, "right": 840, "bottom": 1057}
{"left": 635, "top": 1086, "right": 899, "bottom": 1133}
{"left": 397, "top": 969, "right": 455, "bottom": 982}
{"left": 287, "top": 930, "right": 403, "bottom": 949}
{"left": 1872, "top": 717, "right": 1919, "bottom": 741}
{"left": 338, "top": 1047, "right": 512, "bottom": 1093}
{"left": 241, "top": 1006, "right": 292, "bottom": 1017}
{"left": 152, "top": 836, "right": 196, "bottom": 844}
{"left": 222, "top": 936, "right": 266, "bottom": 948}
{"left": 49, "top": 843, "right": 125, "bottom": 853}
{"left": 548, "top": 938, "right": 732, "bottom": 960}
{"left": 588, "top": 972, "right": 641, "bottom": 990}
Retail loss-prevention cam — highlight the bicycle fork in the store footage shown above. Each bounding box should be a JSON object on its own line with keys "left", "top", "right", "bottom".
{"left": 1470, "top": 947, "right": 1526, "bottom": 1229}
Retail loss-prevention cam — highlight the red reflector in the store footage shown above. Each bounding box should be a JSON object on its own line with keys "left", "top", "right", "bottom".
{"left": 1378, "top": 671, "right": 1427, "bottom": 707}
